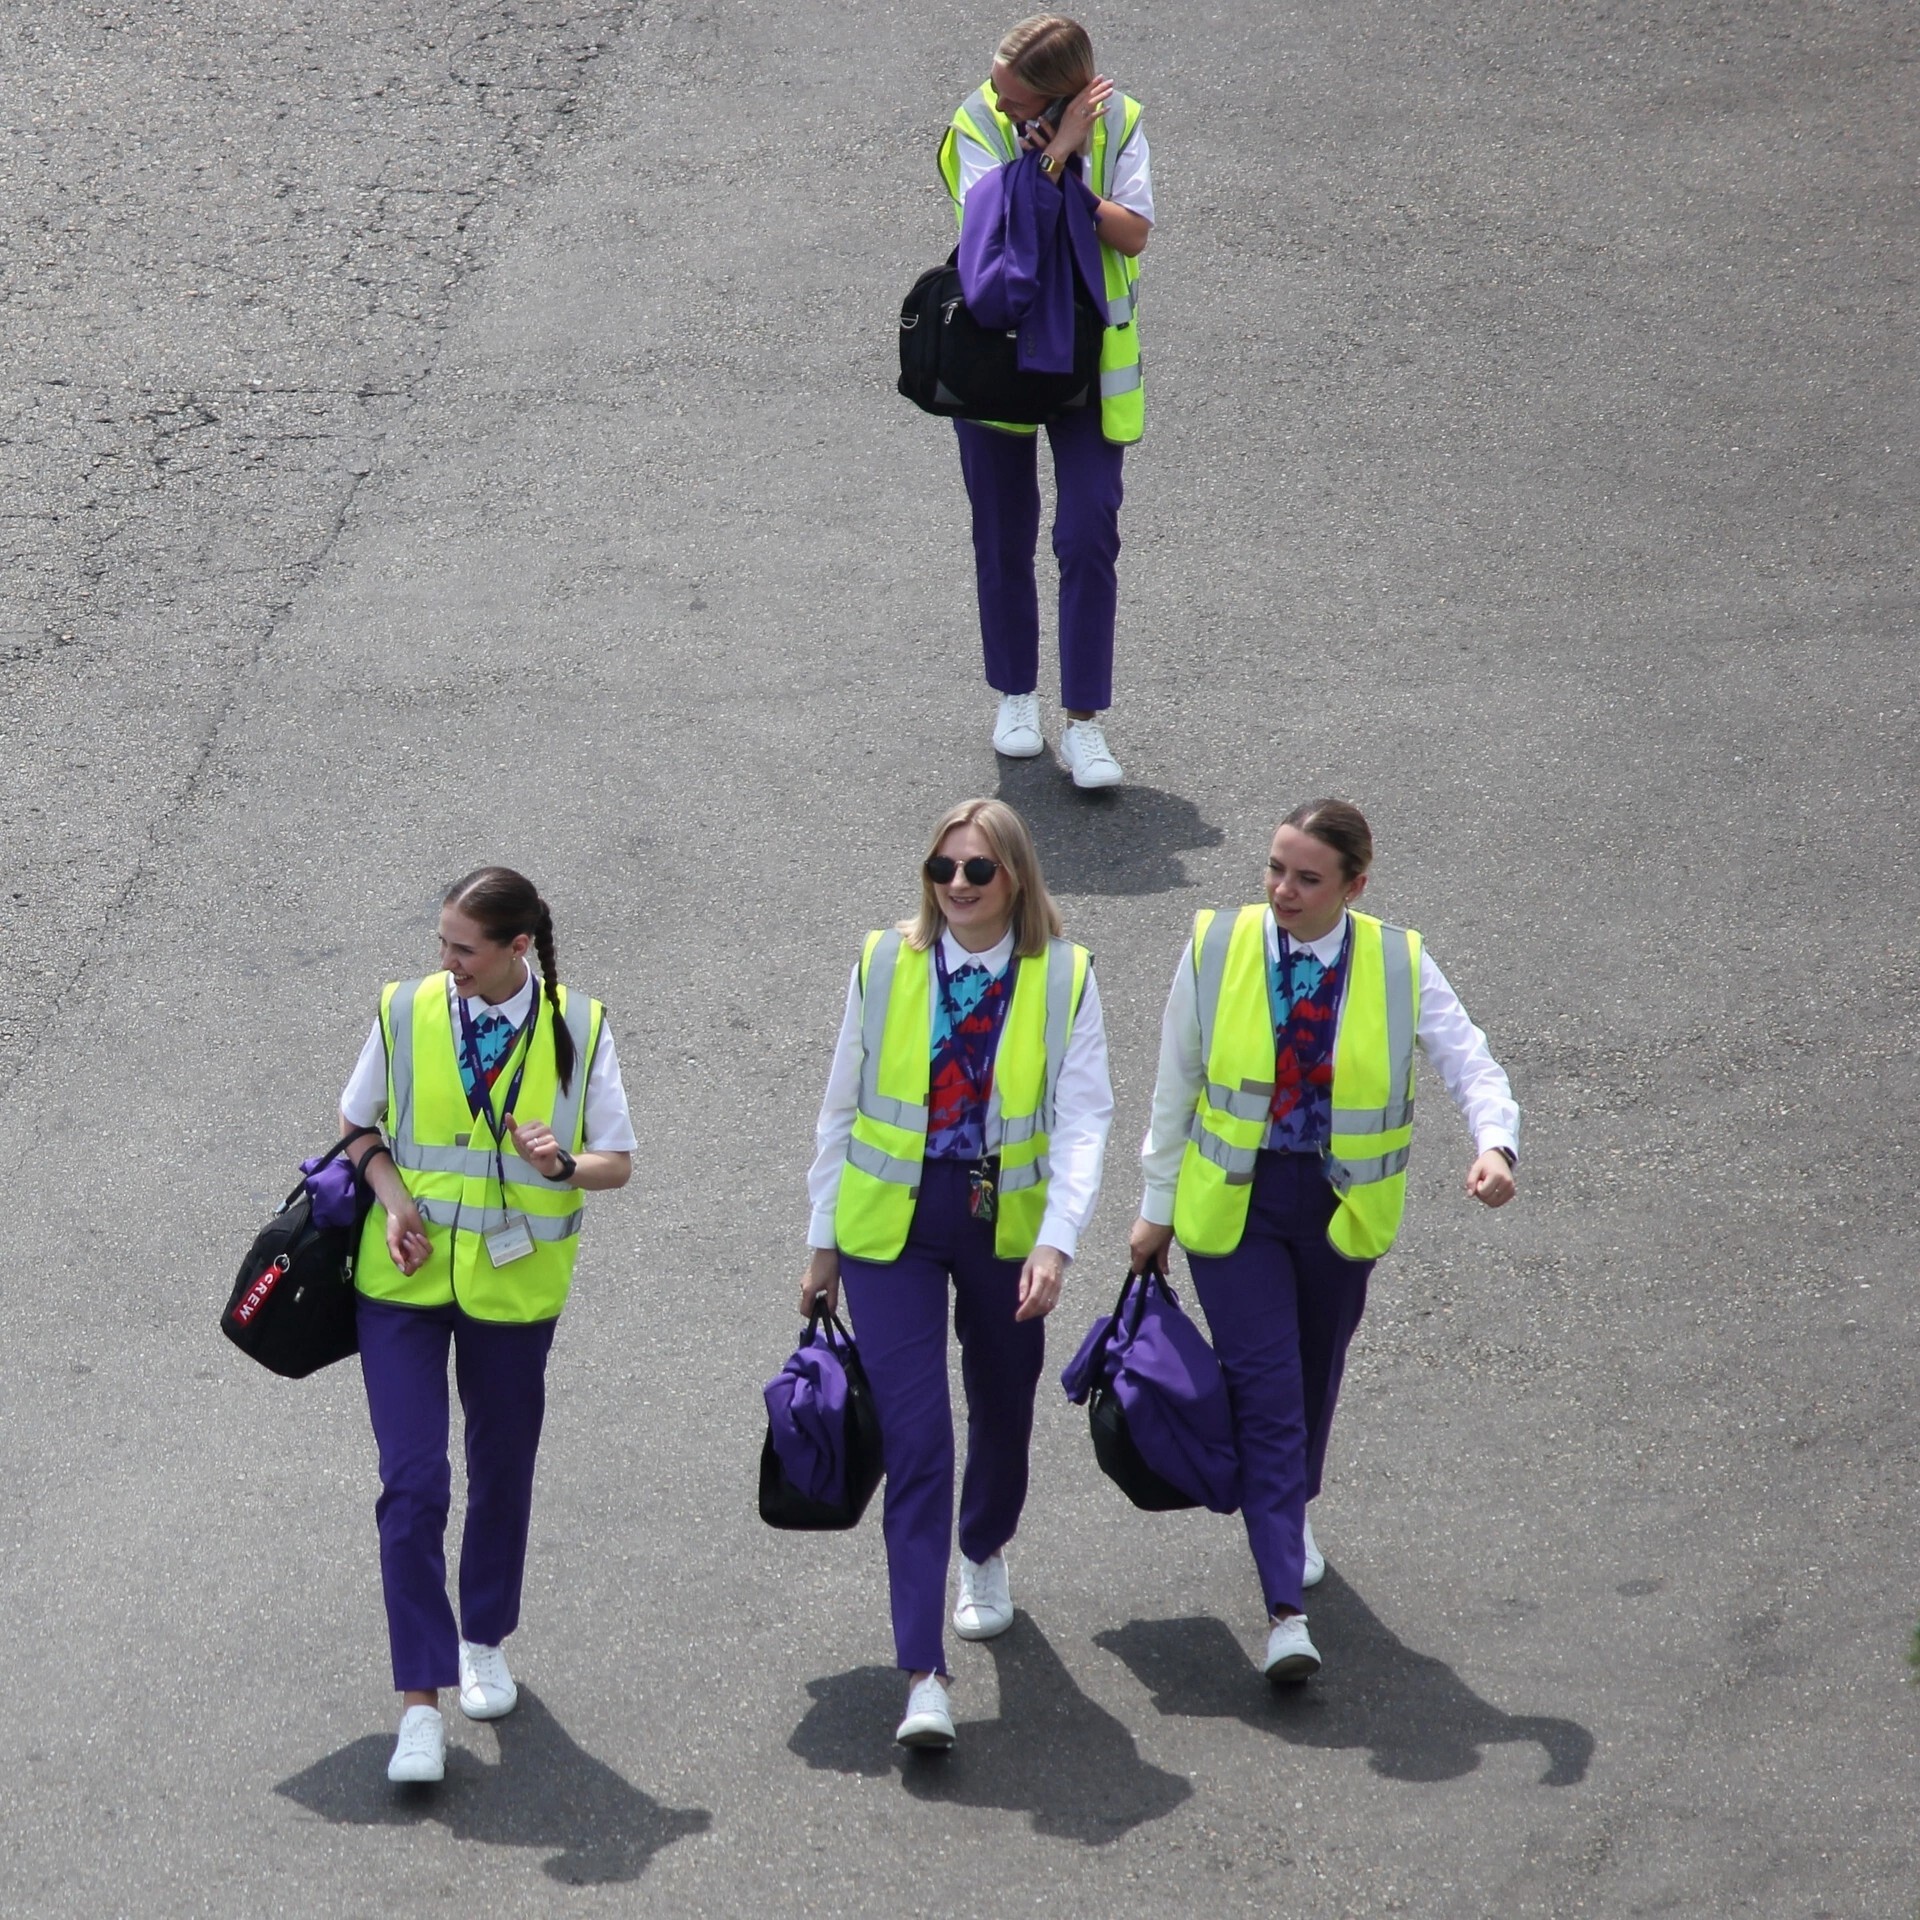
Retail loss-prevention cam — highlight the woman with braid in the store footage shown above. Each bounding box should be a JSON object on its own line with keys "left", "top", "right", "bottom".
{"left": 336, "top": 867, "right": 635, "bottom": 1785}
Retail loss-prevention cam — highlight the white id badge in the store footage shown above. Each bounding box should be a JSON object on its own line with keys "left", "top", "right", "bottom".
{"left": 485, "top": 1220, "right": 536, "bottom": 1267}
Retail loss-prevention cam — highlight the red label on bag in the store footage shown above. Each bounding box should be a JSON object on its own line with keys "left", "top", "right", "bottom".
{"left": 234, "top": 1257, "right": 288, "bottom": 1326}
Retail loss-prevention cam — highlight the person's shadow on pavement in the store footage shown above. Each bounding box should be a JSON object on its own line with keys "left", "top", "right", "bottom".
{"left": 789, "top": 1617, "right": 1192, "bottom": 1843}
{"left": 1096, "top": 1571, "right": 1593, "bottom": 1787}
{"left": 274, "top": 1687, "right": 712, "bottom": 1884}
{"left": 994, "top": 761, "right": 1226, "bottom": 896}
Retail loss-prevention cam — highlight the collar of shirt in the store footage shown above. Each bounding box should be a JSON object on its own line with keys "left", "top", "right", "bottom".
{"left": 1263, "top": 907, "right": 1348, "bottom": 970}
{"left": 460, "top": 962, "right": 536, "bottom": 1028}
{"left": 939, "top": 927, "right": 1015, "bottom": 979}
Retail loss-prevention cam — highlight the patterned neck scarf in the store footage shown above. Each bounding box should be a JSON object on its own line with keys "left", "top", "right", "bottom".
{"left": 1266, "top": 930, "right": 1348, "bottom": 1149}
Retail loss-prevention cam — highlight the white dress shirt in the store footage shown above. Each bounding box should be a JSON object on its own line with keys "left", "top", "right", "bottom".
{"left": 340, "top": 964, "right": 638, "bottom": 1153}
{"left": 1138, "top": 909, "right": 1519, "bottom": 1225}
{"left": 807, "top": 929, "right": 1114, "bottom": 1258}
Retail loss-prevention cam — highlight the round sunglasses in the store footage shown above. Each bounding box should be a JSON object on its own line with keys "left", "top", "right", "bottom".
{"left": 924, "top": 854, "right": 1003, "bottom": 886}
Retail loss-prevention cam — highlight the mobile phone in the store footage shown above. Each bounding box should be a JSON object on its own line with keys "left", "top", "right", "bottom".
{"left": 1040, "top": 95, "right": 1068, "bottom": 129}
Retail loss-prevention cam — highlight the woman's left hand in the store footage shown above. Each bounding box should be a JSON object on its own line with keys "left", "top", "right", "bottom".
{"left": 507, "top": 1114, "right": 570, "bottom": 1179}
{"left": 1015, "top": 1244, "right": 1069, "bottom": 1321}
{"left": 1466, "top": 1150, "right": 1516, "bottom": 1208}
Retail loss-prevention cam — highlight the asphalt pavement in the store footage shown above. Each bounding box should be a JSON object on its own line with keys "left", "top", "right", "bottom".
{"left": 2, "top": 2, "right": 1916, "bottom": 1915}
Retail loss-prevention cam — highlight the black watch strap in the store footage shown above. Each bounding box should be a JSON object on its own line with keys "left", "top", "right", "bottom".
{"left": 551, "top": 1147, "right": 578, "bottom": 1182}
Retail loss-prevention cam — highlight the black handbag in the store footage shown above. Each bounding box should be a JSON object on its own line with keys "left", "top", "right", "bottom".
{"left": 220, "top": 1134, "right": 372, "bottom": 1379}
{"left": 1084, "top": 1271, "right": 1201, "bottom": 1513}
{"left": 758, "top": 1304, "right": 886, "bottom": 1531}
{"left": 897, "top": 248, "right": 1103, "bottom": 425}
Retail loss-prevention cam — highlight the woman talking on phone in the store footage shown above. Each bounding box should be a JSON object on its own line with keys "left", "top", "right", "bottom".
{"left": 801, "top": 799, "right": 1112, "bottom": 1749}
{"left": 1129, "top": 803, "right": 1519, "bottom": 1685}
{"left": 939, "top": 15, "right": 1153, "bottom": 789}
{"left": 335, "top": 867, "right": 635, "bottom": 1785}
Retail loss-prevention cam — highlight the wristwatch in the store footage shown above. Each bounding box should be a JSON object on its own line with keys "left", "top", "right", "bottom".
{"left": 1038, "top": 151, "right": 1061, "bottom": 179}
{"left": 550, "top": 1147, "right": 578, "bottom": 1182}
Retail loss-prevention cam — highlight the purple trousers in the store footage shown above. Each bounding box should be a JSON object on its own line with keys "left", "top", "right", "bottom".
{"left": 1185, "top": 1152, "right": 1374, "bottom": 1617}
{"left": 954, "top": 409, "right": 1125, "bottom": 714}
{"left": 357, "top": 1295, "right": 557, "bottom": 1692}
{"left": 839, "top": 1159, "right": 1046, "bottom": 1677}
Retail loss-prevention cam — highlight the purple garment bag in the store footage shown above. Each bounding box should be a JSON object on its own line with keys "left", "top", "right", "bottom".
{"left": 765, "top": 1316, "right": 857, "bottom": 1506}
{"left": 1063, "top": 1269, "right": 1243, "bottom": 1514}
{"left": 958, "top": 149, "right": 1107, "bottom": 374}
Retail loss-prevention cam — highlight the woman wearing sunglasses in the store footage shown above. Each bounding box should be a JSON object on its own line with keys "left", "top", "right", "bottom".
{"left": 1129, "top": 801, "right": 1518, "bottom": 1685}
{"left": 801, "top": 798, "right": 1113, "bottom": 1749}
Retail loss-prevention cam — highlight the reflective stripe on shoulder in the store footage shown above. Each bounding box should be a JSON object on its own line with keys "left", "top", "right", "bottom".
{"left": 958, "top": 87, "right": 1013, "bottom": 163}
{"left": 856, "top": 932, "right": 930, "bottom": 1130}
{"left": 386, "top": 977, "right": 429, "bottom": 1147}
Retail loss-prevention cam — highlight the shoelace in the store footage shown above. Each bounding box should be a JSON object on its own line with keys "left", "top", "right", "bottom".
{"left": 1071, "top": 723, "right": 1113, "bottom": 759}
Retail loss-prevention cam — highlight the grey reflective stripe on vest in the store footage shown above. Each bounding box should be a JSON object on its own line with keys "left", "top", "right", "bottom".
{"left": 999, "top": 1153, "right": 1050, "bottom": 1195}
{"left": 857, "top": 931, "right": 930, "bottom": 1131}
{"left": 548, "top": 988, "right": 595, "bottom": 1149}
{"left": 1326, "top": 923, "right": 1418, "bottom": 1184}
{"left": 959, "top": 87, "right": 1013, "bottom": 163}
{"left": 393, "top": 1140, "right": 577, "bottom": 1187}
{"left": 1100, "top": 364, "right": 1143, "bottom": 398}
{"left": 1324, "top": 1144, "right": 1412, "bottom": 1192}
{"left": 1192, "top": 913, "right": 1234, "bottom": 1078}
{"left": 386, "top": 976, "right": 427, "bottom": 1145}
{"left": 1204, "top": 1078, "right": 1271, "bottom": 1123}
{"left": 416, "top": 1196, "right": 584, "bottom": 1241}
{"left": 1108, "top": 287, "right": 1138, "bottom": 326}
{"left": 1187, "top": 1113, "right": 1260, "bottom": 1183}
{"left": 983, "top": 938, "right": 1079, "bottom": 1155}
{"left": 847, "top": 1137, "right": 920, "bottom": 1188}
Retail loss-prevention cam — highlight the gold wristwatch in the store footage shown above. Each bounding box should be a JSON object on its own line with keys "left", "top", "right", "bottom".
{"left": 1038, "top": 151, "right": 1061, "bottom": 179}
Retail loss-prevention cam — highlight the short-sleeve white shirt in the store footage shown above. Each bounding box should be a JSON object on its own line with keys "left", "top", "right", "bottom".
{"left": 953, "top": 106, "right": 1155, "bottom": 224}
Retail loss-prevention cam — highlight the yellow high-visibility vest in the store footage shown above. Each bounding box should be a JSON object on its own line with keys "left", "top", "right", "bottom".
{"left": 1173, "top": 908, "right": 1421, "bottom": 1261}
{"left": 355, "top": 972, "right": 604, "bottom": 1322}
{"left": 834, "top": 930, "right": 1089, "bottom": 1261}
{"left": 937, "top": 84, "right": 1146, "bottom": 445}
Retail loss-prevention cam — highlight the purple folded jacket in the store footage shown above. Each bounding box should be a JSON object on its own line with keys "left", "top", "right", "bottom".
{"left": 300, "top": 1151, "right": 363, "bottom": 1232}
{"left": 764, "top": 1323, "right": 856, "bottom": 1507}
{"left": 958, "top": 148, "right": 1107, "bottom": 375}
{"left": 1062, "top": 1272, "right": 1243, "bottom": 1514}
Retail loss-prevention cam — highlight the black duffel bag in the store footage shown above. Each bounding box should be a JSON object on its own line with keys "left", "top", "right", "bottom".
{"left": 220, "top": 1133, "right": 373, "bottom": 1379}
{"left": 759, "top": 1304, "right": 886, "bottom": 1531}
{"left": 897, "top": 248, "right": 1103, "bottom": 425}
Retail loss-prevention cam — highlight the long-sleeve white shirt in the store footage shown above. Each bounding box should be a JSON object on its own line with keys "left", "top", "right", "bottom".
{"left": 807, "top": 929, "right": 1114, "bottom": 1258}
{"left": 1139, "top": 909, "right": 1518, "bottom": 1225}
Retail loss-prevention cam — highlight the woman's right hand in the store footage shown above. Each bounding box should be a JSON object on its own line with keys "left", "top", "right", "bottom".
{"left": 1053, "top": 75, "right": 1114, "bottom": 157}
{"left": 799, "top": 1247, "right": 841, "bottom": 1317}
{"left": 1129, "top": 1217, "right": 1174, "bottom": 1277}
{"left": 385, "top": 1197, "right": 432, "bottom": 1276}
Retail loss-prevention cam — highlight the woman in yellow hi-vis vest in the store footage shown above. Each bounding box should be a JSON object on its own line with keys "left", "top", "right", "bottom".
{"left": 940, "top": 15, "right": 1152, "bottom": 789}
{"left": 801, "top": 798, "right": 1113, "bottom": 1749}
{"left": 337, "top": 867, "right": 634, "bottom": 1785}
{"left": 1129, "top": 802, "right": 1518, "bottom": 1684}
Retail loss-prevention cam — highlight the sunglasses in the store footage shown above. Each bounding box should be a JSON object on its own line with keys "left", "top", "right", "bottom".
{"left": 924, "top": 855, "right": 1003, "bottom": 886}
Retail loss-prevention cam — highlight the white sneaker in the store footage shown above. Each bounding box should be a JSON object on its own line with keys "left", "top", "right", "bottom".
{"left": 953, "top": 1552, "right": 1014, "bottom": 1641}
{"left": 387, "top": 1705, "right": 446, "bottom": 1783}
{"left": 992, "top": 692, "right": 1044, "bottom": 757}
{"left": 1303, "top": 1514, "right": 1325, "bottom": 1588}
{"left": 1262, "top": 1613, "right": 1322, "bottom": 1684}
{"left": 1059, "top": 719, "right": 1123, "bottom": 789}
{"left": 458, "top": 1639, "right": 519, "bottom": 1721}
{"left": 895, "top": 1673, "right": 956, "bottom": 1750}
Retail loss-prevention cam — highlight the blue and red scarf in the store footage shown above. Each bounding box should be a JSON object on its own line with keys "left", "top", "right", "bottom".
{"left": 927, "top": 949, "right": 1013, "bottom": 1161}
{"left": 1266, "top": 932, "right": 1347, "bottom": 1152}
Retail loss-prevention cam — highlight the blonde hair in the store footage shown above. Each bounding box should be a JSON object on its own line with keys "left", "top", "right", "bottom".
{"left": 902, "top": 798, "right": 1064, "bottom": 958}
{"left": 995, "top": 15, "right": 1095, "bottom": 100}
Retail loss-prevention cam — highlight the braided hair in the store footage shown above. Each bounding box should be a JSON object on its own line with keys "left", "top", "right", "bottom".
{"left": 442, "top": 866, "right": 578, "bottom": 1093}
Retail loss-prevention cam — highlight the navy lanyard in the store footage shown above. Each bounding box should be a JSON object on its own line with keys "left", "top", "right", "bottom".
{"left": 455, "top": 985, "right": 538, "bottom": 1151}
